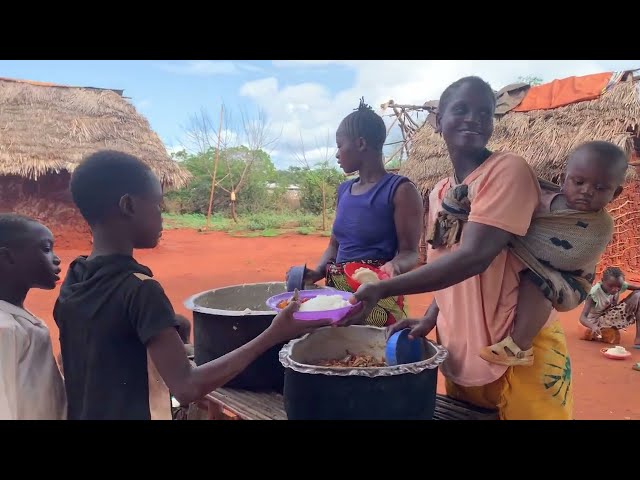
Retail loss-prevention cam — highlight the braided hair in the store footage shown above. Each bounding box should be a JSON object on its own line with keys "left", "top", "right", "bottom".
{"left": 338, "top": 97, "right": 386, "bottom": 152}
{"left": 602, "top": 266, "right": 624, "bottom": 281}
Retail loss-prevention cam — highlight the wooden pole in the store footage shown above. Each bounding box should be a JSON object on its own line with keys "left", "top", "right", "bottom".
{"left": 321, "top": 180, "right": 326, "bottom": 231}
{"left": 205, "top": 105, "right": 224, "bottom": 230}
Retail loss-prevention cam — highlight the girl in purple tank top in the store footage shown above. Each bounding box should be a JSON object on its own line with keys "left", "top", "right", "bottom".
{"left": 291, "top": 99, "right": 423, "bottom": 327}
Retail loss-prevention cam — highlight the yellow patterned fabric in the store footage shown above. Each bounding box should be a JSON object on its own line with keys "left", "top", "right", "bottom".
{"left": 445, "top": 319, "right": 573, "bottom": 420}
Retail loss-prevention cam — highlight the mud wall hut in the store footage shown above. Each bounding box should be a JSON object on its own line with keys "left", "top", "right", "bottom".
{"left": 0, "top": 78, "right": 190, "bottom": 248}
{"left": 398, "top": 70, "right": 640, "bottom": 275}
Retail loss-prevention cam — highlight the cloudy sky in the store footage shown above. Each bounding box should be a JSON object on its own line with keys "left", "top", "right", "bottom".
{"left": 1, "top": 60, "right": 638, "bottom": 168}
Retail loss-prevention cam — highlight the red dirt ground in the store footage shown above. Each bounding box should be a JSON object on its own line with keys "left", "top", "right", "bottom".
{"left": 26, "top": 229, "right": 639, "bottom": 420}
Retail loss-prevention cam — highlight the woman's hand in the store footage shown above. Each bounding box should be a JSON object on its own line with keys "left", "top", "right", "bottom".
{"left": 386, "top": 312, "right": 437, "bottom": 340}
{"left": 380, "top": 262, "right": 400, "bottom": 278}
{"left": 305, "top": 268, "right": 325, "bottom": 284}
{"left": 336, "top": 283, "right": 383, "bottom": 326}
{"left": 286, "top": 266, "right": 324, "bottom": 285}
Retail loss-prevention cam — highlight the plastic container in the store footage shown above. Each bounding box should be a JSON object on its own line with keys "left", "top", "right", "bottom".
{"left": 601, "top": 346, "right": 632, "bottom": 360}
{"left": 286, "top": 264, "right": 307, "bottom": 292}
{"left": 343, "top": 262, "right": 389, "bottom": 291}
{"left": 266, "top": 288, "right": 361, "bottom": 323}
{"left": 386, "top": 329, "right": 428, "bottom": 365}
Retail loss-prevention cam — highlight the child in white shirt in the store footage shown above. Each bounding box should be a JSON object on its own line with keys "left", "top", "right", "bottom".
{"left": 0, "top": 214, "right": 66, "bottom": 420}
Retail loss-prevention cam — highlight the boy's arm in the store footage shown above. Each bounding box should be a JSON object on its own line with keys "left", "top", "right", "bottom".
{"left": 132, "top": 279, "right": 329, "bottom": 406}
{"left": 147, "top": 323, "right": 285, "bottom": 405}
{"left": 0, "top": 326, "right": 19, "bottom": 420}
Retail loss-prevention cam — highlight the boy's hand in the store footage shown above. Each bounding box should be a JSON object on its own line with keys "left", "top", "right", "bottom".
{"left": 267, "top": 300, "right": 332, "bottom": 342}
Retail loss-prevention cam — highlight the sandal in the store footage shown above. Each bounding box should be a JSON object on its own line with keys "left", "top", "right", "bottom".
{"left": 479, "top": 336, "right": 534, "bottom": 367}
{"left": 633, "top": 363, "right": 640, "bottom": 372}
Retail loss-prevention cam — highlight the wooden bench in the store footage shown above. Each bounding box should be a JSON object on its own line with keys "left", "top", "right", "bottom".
{"left": 183, "top": 388, "right": 498, "bottom": 421}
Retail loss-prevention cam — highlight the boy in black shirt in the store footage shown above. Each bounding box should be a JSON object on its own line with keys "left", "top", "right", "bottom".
{"left": 54, "top": 151, "right": 329, "bottom": 420}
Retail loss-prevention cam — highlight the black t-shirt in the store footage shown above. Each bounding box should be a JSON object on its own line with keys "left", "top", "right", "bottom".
{"left": 54, "top": 255, "right": 178, "bottom": 420}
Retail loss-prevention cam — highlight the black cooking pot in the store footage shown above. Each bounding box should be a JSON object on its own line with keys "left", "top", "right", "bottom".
{"left": 279, "top": 326, "right": 448, "bottom": 420}
{"left": 184, "top": 282, "right": 324, "bottom": 392}
{"left": 185, "top": 282, "right": 288, "bottom": 391}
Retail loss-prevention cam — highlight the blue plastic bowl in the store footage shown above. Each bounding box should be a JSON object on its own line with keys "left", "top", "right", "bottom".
{"left": 286, "top": 264, "right": 307, "bottom": 292}
{"left": 386, "top": 329, "right": 427, "bottom": 366}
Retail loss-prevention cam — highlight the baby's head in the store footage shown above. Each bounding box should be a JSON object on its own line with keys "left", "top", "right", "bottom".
{"left": 601, "top": 266, "right": 625, "bottom": 295}
{"left": 562, "top": 141, "right": 628, "bottom": 212}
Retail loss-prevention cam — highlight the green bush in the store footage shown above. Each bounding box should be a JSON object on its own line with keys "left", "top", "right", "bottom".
{"left": 299, "top": 167, "right": 344, "bottom": 215}
{"left": 245, "top": 213, "right": 284, "bottom": 231}
{"left": 297, "top": 215, "right": 316, "bottom": 227}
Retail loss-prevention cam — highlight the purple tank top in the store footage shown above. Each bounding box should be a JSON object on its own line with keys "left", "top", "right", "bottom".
{"left": 333, "top": 173, "right": 410, "bottom": 264}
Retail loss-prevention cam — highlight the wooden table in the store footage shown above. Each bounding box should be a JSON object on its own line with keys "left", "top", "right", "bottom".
{"left": 184, "top": 388, "right": 498, "bottom": 421}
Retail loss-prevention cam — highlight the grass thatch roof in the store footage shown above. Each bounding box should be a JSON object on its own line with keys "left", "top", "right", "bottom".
{"left": 0, "top": 78, "right": 190, "bottom": 188}
{"left": 400, "top": 75, "right": 639, "bottom": 194}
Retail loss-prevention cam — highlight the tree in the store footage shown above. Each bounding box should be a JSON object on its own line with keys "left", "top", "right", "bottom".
{"left": 293, "top": 131, "right": 343, "bottom": 229}
{"left": 167, "top": 146, "right": 277, "bottom": 216}
{"left": 518, "top": 75, "right": 544, "bottom": 86}
{"left": 182, "top": 105, "right": 280, "bottom": 222}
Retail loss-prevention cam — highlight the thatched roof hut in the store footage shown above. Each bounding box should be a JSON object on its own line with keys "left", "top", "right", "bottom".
{"left": 398, "top": 71, "right": 640, "bottom": 274}
{"left": 0, "top": 77, "right": 190, "bottom": 187}
{"left": 0, "top": 77, "right": 190, "bottom": 248}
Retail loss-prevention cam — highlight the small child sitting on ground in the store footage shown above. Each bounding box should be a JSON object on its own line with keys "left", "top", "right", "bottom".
{"left": 578, "top": 266, "right": 640, "bottom": 347}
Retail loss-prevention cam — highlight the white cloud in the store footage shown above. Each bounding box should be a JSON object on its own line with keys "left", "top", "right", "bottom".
{"left": 237, "top": 62, "right": 264, "bottom": 73}
{"left": 272, "top": 60, "right": 354, "bottom": 68}
{"left": 166, "top": 144, "right": 185, "bottom": 157}
{"left": 239, "top": 77, "right": 278, "bottom": 97}
{"left": 169, "top": 128, "right": 241, "bottom": 155}
{"left": 157, "top": 60, "right": 262, "bottom": 76}
{"left": 135, "top": 98, "right": 152, "bottom": 111}
{"left": 240, "top": 60, "right": 640, "bottom": 168}
{"left": 295, "top": 146, "right": 337, "bottom": 167}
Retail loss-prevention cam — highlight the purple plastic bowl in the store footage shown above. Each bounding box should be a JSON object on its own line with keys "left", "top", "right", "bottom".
{"left": 266, "top": 288, "right": 360, "bottom": 323}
